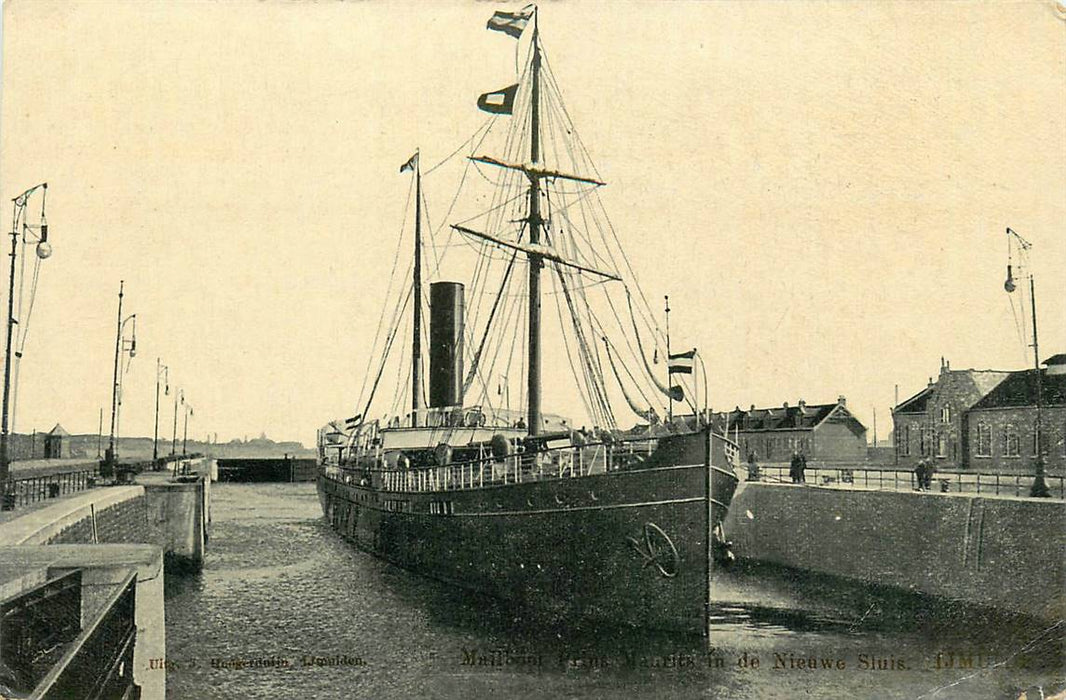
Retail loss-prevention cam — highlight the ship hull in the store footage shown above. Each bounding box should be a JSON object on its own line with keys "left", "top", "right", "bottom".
{"left": 317, "top": 431, "right": 739, "bottom": 633}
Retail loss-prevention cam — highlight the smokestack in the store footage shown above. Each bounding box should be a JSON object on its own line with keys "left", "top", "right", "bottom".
{"left": 429, "top": 282, "right": 465, "bottom": 409}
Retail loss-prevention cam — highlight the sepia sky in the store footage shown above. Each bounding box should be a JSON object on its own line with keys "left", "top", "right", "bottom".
{"left": 0, "top": 0, "right": 1063, "bottom": 446}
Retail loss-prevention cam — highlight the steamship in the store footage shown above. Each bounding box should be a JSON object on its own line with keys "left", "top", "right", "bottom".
{"left": 317, "top": 7, "right": 740, "bottom": 634}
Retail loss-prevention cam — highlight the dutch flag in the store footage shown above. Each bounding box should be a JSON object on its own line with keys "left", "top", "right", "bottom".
{"left": 668, "top": 349, "right": 696, "bottom": 375}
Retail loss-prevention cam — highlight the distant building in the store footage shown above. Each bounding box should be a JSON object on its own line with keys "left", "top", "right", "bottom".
{"left": 713, "top": 396, "right": 867, "bottom": 463}
{"left": 892, "top": 358, "right": 1010, "bottom": 469}
{"left": 965, "top": 354, "right": 1066, "bottom": 474}
{"left": 43, "top": 423, "right": 71, "bottom": 459}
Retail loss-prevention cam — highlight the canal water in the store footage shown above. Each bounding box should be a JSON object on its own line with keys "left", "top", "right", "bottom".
{"left": 164, "top": 483, "right": 1064, "bottom": 699}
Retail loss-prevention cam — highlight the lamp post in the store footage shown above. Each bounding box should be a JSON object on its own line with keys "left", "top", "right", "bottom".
{"left": 182, "top": 400, "right": 193, "bottom": 456}
{"left": 172, "top": 388, "right": 182, "bottom": 457}
{"left": 153, "top": 358, "right": 169, "bottom": 468}
{"left": 0, "top": 183, "right": 52, "bottom": 491}
{"left": 1004, "top": 227, "right": 1049, "bottom": 498}
{"left": 107, "top": 281, "right": 136, "bottom": 473}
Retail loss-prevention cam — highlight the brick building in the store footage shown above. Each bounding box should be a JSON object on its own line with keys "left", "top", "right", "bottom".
{"left": 892, "top": 358, "right": 1009, "bottom": 469}
{"left": 965, "top": 354, "right": 1066, "bottom": 474}
{"left": 893, "top": 354, "right": 1065, "bottom": 474}
{"left": 713, "top": 396, "right": 867, "bottom": 463}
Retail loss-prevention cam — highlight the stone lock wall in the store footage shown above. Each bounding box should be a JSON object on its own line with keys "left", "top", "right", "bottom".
{"left": 46, "top": 495, "right": 149, "bottom": 545}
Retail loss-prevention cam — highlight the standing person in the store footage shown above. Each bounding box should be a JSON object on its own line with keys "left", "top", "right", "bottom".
{"left": 924, "top": 459, "right": 936, "bottom": 491}
{"left": 799, "top": 451, "right": 808, "bottom": 484}
{"left": 914, "top": 458, "right": 927, "bottom": 490}
{"left": 790, "top": 451, "right": 802, "bottom": 484}
{"left": 747, "top": 449, "right": 760, "bottom": 481}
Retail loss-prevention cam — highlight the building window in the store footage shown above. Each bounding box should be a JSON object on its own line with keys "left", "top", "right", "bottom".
{"left": 920, "top": 427, "right": 931, "bottom": 456}
{"left": 937, "top": 435, "right": 947, "bottom": 458}
{"left": 1004, "top": 425, "right": 1020, "bottom": 457}
{"left": 941, "top": 406, "right": 950, "bottom": 422}
{"left": 976, "top": 424, "right": 992, "bottom": 457}
{"left": 900, "top": 425, "right": 910, "bottom": 456}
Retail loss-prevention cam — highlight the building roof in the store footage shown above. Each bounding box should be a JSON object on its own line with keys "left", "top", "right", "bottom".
{"left": 969, "top": 369, "right": 1066, "bottom": 410}
{"left": 970, "top": 370, "right": 1012, "bottom": 397}
{"left": 48, "top": 423, "right": 70, "bottom": 437}
{"left": 713, "top": 400, "right": 863, "bottom": 433}
{"left": 894, "top": 386, "right": 933, "bottom": 414}
{"left": 1044, "top": 353, "right": 1066, "bottom": 366}
{"left": 894, "top": 369, "right": 1010, "bottom": 414}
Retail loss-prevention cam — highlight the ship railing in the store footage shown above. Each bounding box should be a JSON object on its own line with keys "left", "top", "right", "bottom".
{"left": 370, "top": 440, "right": 646, "bottom": 494}
{"left": 755, "top": 465, "right": 1066, "bottom": 499}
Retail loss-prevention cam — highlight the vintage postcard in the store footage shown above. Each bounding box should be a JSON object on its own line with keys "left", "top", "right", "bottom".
{"left": 0, "top": 1, "right": 1063, "bottom": 699}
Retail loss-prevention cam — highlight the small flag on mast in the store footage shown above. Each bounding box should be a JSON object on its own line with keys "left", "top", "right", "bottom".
{"left": 668, "top": 349, "right": 696, "bottom": 374}
{"left": 486, "top": 7, "right": 534, "bottom": 38}
{"left": 477, "top": 84, "right": 519, "bottom": 115}
{"left": 400, "top": 152, "right": 418, "bottom": 173}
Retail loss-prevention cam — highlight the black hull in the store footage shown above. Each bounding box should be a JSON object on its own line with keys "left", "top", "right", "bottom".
{"left": 317, "top": 432, "right": 739, "bottom": 633}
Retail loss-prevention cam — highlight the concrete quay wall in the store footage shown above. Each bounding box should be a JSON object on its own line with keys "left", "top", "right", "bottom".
{"left": 722, "top": 482, "right": 1066, "bottom": 622}
{"left": 0, "top": 544, "right": 166, "bottom": 700}
{"left": 0, "top": 461, "right": 212, "bottom": 699}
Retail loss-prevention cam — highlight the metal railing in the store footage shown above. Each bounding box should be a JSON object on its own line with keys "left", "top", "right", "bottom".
{"left": 30, "top": 570, "right": 139, "bottom": 699}
{"left": 1, "top": 468, "right": 99, "bottom": 511}
{"left": 756, "top": 465, "right": 1066, "bottom": 499}
{"left": 0, "top": 570, "right": 83, "bottom": 695}
{"left": 329, "top": 439, "right": 666, "bottom": 494}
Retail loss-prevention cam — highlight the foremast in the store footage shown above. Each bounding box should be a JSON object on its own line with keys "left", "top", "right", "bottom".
{"left": 411, "top": 151, "right": 423, "bottom": 427}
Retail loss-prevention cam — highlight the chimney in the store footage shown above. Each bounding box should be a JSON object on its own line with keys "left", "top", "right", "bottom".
{"left": 798, "top": 399, "right": 806, "bottom": 411}
{"left": 429, "top": 281, "right": 465, "bottom": 408}
{"left": 927, "top": 377, "right": 934, "bottom": 388}
{"left": 783, "top": 401, "right": 789, "bottom": 409}
{"left": 837, "top": 394, "right": 846, "bottom": 407}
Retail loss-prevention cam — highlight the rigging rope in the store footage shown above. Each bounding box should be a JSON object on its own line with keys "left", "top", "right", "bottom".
{"left": 602, "top": 336, "right": 659, "bottom": 424}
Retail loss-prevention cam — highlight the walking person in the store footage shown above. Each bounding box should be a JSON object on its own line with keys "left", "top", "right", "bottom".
{"left": 790, "top": 451, "right": 802, "bottom": 484}
{"left": 798, "top": 451, "right": 808, "bottom": 484}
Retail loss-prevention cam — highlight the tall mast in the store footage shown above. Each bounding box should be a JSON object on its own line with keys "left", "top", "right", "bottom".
{"left": 411, "top": 150, "right": 423, "bottom": 427}
{"left": 526, "top": 12, "right": 543, "bottom": 436}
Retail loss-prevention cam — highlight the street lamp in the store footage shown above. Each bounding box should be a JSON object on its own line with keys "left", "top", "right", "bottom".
{"left": 106, "top": 280, "right": 136, "bottom": 475}
{"left": 153, "top": 358, "right": 169, "bottom": 468}
{"left": 1004, "top": 227, "right": 1050, "bottom": 498}
{"left": 0, "top": 183, "right": 52, "bottom": 491}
